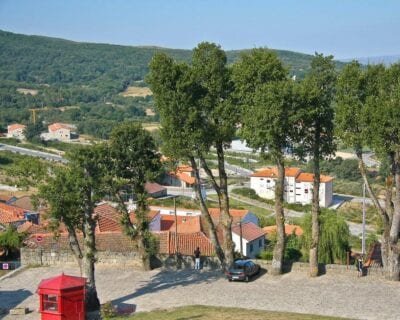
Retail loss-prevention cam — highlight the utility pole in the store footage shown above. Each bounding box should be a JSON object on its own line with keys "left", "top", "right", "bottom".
{"left": 362, "top": 182, "right": 366, "bottom": 257}
{"left": 239, "top": 219, "right": 243, "bottom": 257}
{"left": 174, "top": 196, "right": 180, "bottom": 268}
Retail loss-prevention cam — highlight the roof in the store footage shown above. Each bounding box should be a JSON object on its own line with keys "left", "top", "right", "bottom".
{"left": 155, "top": 231, "right": 215, "bottom": 256}
{"left": 208, "top": 208, "right": 249, "bottom": 219}
{"left": 11, "top": 196, "right": 35, "bottom": 211}
{"left": 169, "top": 172, "right": 196, "bottom": 185}
{"left": 0, "top": 194, "right": 15, "bottom": 203}
{"left": 251, "top": 167, "right": 302, "bottom": 178}
{"left": 176, "top": 165, "right": 193, "bottom": 172}
{"left": 160, "top": 215, "right": 201, "bottom": 233}
{"left": 94, "top": 203, "right": 159, "bottom": 233}
{"left": 296, "top": 172, "right": 334, "bottom": 183}
{"left": 38, "top": 274, "right": 86, "bottom": 290}
{"left": 231, "top": 222, "right": 266, "bottom": 242}
{"left": 0, "top": 203, "right": 26, "bottom": 224}
{"left": 17, "top": 221, "right": 48, "bottom": 234}
{"left": 263, "top": 224, "right": 304, "bottom": 236}
{"left": 145, "top": 182, "right": 167, "bottom": 195}
{"left": 48, "top": 123, "right": 73, "bottom": 132}
{"left": 7, "top": 124, "right": 26, "bottom": 132}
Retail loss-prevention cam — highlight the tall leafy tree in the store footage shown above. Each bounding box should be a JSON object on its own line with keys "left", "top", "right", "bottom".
{"left": 232, "top": 48, "right": 293, "bottom": 275}
{"left": 147, "top": 45, "right": 231, "bottom": 268}
{"left": 36, "top": 145, "right": 107, "bottom": 310}
{"left": 106, "top": 122, "right": 162, "bottom": 270}
{"left": 364, "top": 63, "right": 400, "bottom": 280}
{"left": 297, "top": 54, "right": 336, "bottom": 277}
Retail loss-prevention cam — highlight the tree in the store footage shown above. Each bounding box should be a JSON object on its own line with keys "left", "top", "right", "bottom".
{"left": 301, "top": 211, "right": 350, "bottom": 264}
{"left": 0, "top": 226, "right": 25, "bottom": 257}
{"left": 297, "top": 54, "right": 336, "bottom": 277}
{"left": 24, "top": 122, "right": 45, "bottom": 142}
{"left": 363, "top": 63, "right": 400, "bottom": 280}
{"left": 106, "top": 122, "right": 162, "bottom": 270}
{"left": 36, "top": 149, "right": 104, "bottom": 310}
{"left": 232, "top": 48, "right": 292, "bottom": 275}
{"left": 147, "top": 44, "right": 234, "bottom": 268}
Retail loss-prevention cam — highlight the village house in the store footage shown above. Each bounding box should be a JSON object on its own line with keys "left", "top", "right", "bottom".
{"left": 7, "top": 123, "right": 26, "bottom": 140}
{"left": 0, "top": 202, "right": 30, "bottom": 228}
{"left": 231, "top": 222, "right": 267, "bottom": 258}
{"left": 40, "top": 123, "right": 77, "bottom": 141}
{"left": 250, "top": 167, "right": 334, "bottom": 207}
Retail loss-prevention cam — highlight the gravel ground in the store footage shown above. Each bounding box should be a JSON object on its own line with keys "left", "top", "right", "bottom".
{"left": 1, "top": 265, "right": 399, "bottom": 320}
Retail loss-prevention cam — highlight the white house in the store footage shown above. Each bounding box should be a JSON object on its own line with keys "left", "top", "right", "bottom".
{"left": 250, "top": 167, "right": 334, "bottom": 208}
{"left": 41, "top": 123, "right": 76, "bottom": 141}
{"left": 7, "top": 124, "right": 26, "bottom": 140}
{"left": 231, "top": 222, "right": 266, "bottom": 258}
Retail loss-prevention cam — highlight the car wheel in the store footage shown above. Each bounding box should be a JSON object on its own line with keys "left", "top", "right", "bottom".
{"left": 245, "top": 275, "right": 249, "bottom": 282}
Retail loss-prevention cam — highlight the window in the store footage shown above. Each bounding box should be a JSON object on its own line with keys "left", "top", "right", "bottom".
{"left": 267, "top": 180, "right": 271, "bottom": 183}
{"left": 290, "top": 190, "right": 293, "bottom": 193}
{"left": 43, "top": 294, "right": 58, "bottom": 312}
{"left": 250, "top": 243, "right": 254, "bottom": 253}
{"left": 304, "top": 189, "right": 309, "bottom": 194}
{"left": 260, "top": 178, "right": 264, "bottom": 181}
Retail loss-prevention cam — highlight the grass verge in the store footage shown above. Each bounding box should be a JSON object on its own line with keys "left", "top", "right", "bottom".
{"left": 111, "top": 305, "right": 348, "bottom": 320}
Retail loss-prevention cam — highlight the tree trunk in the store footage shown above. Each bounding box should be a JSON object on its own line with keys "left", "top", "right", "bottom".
{"left": 83, "top": 188, "right": 100, "bottom": 311}
{"left": 190, "top": 156, "right": 226, "bottom": 268}
{"left": 356, "top": 148, "right": 392, "bottom": 275}
{"left": 310, "top": 135, "right": 320, "bottom": 277}
{"left": 216, "top": 144, "right": 235, "bottom": 267}
{"left": 83, "top": 215, "right": 100, "bottom": 311}
{"left": 271, "top": 155, "right": 285, "bottom": 275}
{"left": 66, "top": 226, "right": 83, "bottom": 274}
{"left": 387, "top": 151, "right": 400, "bottom": 281}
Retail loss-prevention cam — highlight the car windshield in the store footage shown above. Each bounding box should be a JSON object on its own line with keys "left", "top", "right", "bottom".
{"left": 232, "top": 262, "right": 246, "bottom": 269}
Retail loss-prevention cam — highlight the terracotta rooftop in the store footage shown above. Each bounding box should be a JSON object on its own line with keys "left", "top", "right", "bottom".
{"left": 263, "top": 224, "right": 304, "bottom": 236}
{"left": 8, "top": 124, "right": 26, "bottom": 132}
{"left": 160, "top": 215, "right": 201, "bottom": 233}
{"left": 232, "top": 222, "right": 266, "bottom": 242}
{"left": 94, "top": 203, "right": 159, "bottom": 233}
{"left": 17, "top": 221, "right": 47, "bottom": 234}
{"left": 48, "top": 123, "right": 74, "bottom": 132}
{"left": 251, "top": 167, "right": 302, "bottom": 178}
{"left": 145, "top": 182, "right": 166, "bottom": 195}
{"left": 155, "top": 231, "right": 215, "bottom": 256}
{"left": 11, "top": 196, "right": 35, "bottom": 211}
{"left": 296, "top": 172, "right": 334, "bottom": 183}
{"left": 0, "top": 194, "right": 15, "bottom": 203}
{"left": 0, "top": 203, "right": 26, "bottom": 224}
{"left": 169, "top": 172, "right": 196, "bottom": 185}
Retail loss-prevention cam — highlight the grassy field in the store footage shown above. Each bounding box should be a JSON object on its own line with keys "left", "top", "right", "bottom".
{"left": 120, "top": 86, "right": 152, "bottom": 97}
{"left": 111, "top": 305, "right": 347, "bottom": 320}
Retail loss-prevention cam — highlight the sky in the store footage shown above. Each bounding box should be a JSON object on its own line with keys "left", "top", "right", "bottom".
{"left": 0, "top": 0, "right": 399, "bottom": 59}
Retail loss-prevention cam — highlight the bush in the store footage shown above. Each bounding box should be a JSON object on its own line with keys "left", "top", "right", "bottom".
{"left": 100, "top": 301, "right": 117, "bottom": 319}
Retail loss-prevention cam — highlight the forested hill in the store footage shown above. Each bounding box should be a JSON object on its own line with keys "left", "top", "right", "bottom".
{"left": 0, "top": 29, "right": 343, "bottom": 86}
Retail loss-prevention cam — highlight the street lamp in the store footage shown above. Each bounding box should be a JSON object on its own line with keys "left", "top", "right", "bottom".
{"left": 362, "top": 183, "right": 366, "bottom": 257}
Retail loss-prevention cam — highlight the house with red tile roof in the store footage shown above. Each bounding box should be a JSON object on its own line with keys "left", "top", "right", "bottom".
{"left": 145, "top": 182, "right": 167, "bottom": 198}
{"left": 263, "top": 224, "right": 304, "bottom": 237}
{"left": 208, "top": 208, "right": 259, "bottom": 226}
{"left": 231, "top": 222, "right": 266, "bottom": 258}
{"left": 162, "top": 165, "right": 196, "bottom": 188}
{"left": 7, "top": 123, "right": 26, "bottom": 140}
{"left": 160, "top": 215, "right": 201, "bottom": 233}
{"left": 250, "top": 167, "right": 333, "bottom": 207}
{"left": 41, "top": 122, "right": 77, "bottom": 141}
{"left": 94, "top": 203, "right": 161, "bottom": 233}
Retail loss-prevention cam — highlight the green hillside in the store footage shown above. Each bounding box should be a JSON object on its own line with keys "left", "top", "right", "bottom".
{"left": 0, "top": 30, "right": 345, "bottom": 138}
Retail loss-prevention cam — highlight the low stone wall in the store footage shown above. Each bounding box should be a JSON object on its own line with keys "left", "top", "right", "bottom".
{"left": 20, "top": 248, "right": 220, "bottom": 270}
{"left": 255, "top": 260, "right": 384, "bottom": 277}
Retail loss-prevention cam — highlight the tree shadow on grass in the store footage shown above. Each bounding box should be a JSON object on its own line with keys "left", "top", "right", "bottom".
{"left": 112, "top": 269, "right": 223, "bottom": 306}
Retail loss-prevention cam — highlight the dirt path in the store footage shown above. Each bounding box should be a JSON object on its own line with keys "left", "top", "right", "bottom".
{"left": 1, "top": 266, "right": 399, "bottom": 320}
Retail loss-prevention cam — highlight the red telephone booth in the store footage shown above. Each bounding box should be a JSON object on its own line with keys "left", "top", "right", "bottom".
{"left": 37, "top": 273, "right": 86, "bottom": 320}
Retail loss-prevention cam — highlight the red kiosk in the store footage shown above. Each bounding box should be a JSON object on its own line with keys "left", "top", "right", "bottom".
{"left": 37, "top": 273, "right": 86, "bottom": 320}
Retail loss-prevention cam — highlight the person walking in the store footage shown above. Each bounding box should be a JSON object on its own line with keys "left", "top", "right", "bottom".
{"left": 194, "top": 247, "right": 201, "bottom": 270}
{"left": 357, "top": 257, "right": 363, "bottom": 277}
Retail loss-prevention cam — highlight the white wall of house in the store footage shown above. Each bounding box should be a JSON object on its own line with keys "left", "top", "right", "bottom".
{"left": 50, "top": 128, "right": 71, "bottom": 141}
{"left": 232, "top": 233, "right": 265, "bottom": 258}
{"left": 7, "top": 128, "right": 25, "bottom": 140}
{"left": 250, "top": 176, "right": 333, "bottom": 208}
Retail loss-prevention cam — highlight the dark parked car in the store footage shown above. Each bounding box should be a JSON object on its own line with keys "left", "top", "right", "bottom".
{"left": 225, "top": 259, "right": 260, "bottom": 282}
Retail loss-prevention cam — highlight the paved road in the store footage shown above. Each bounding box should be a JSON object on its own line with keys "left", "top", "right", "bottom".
{"left": 0, "top": 144, "right": 67, "bottom": 163}
{"left": 1, "top": 266, "right": 399, "bottom": 320}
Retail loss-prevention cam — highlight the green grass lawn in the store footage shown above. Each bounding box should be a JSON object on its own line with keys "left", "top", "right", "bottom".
{"left": 111, "top": 305, "right": 348, "bottom": 320}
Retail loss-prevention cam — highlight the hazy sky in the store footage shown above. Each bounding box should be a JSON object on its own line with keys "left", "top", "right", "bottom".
{"left": 0, "top": 0, "right": 398, "bottom": 59}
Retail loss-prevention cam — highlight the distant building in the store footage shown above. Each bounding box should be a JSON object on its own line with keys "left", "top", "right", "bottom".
{"left": 41, "top": 123, "right": 77, "bottom": 141}
{"left": 7, "top": 124, "right": 26, "bottom": 140}
{"left": 231, "top": 222, "right": 266, "bottom": 258}
{"left": 250, "top": 167, "right": 334, "bottom": 208}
